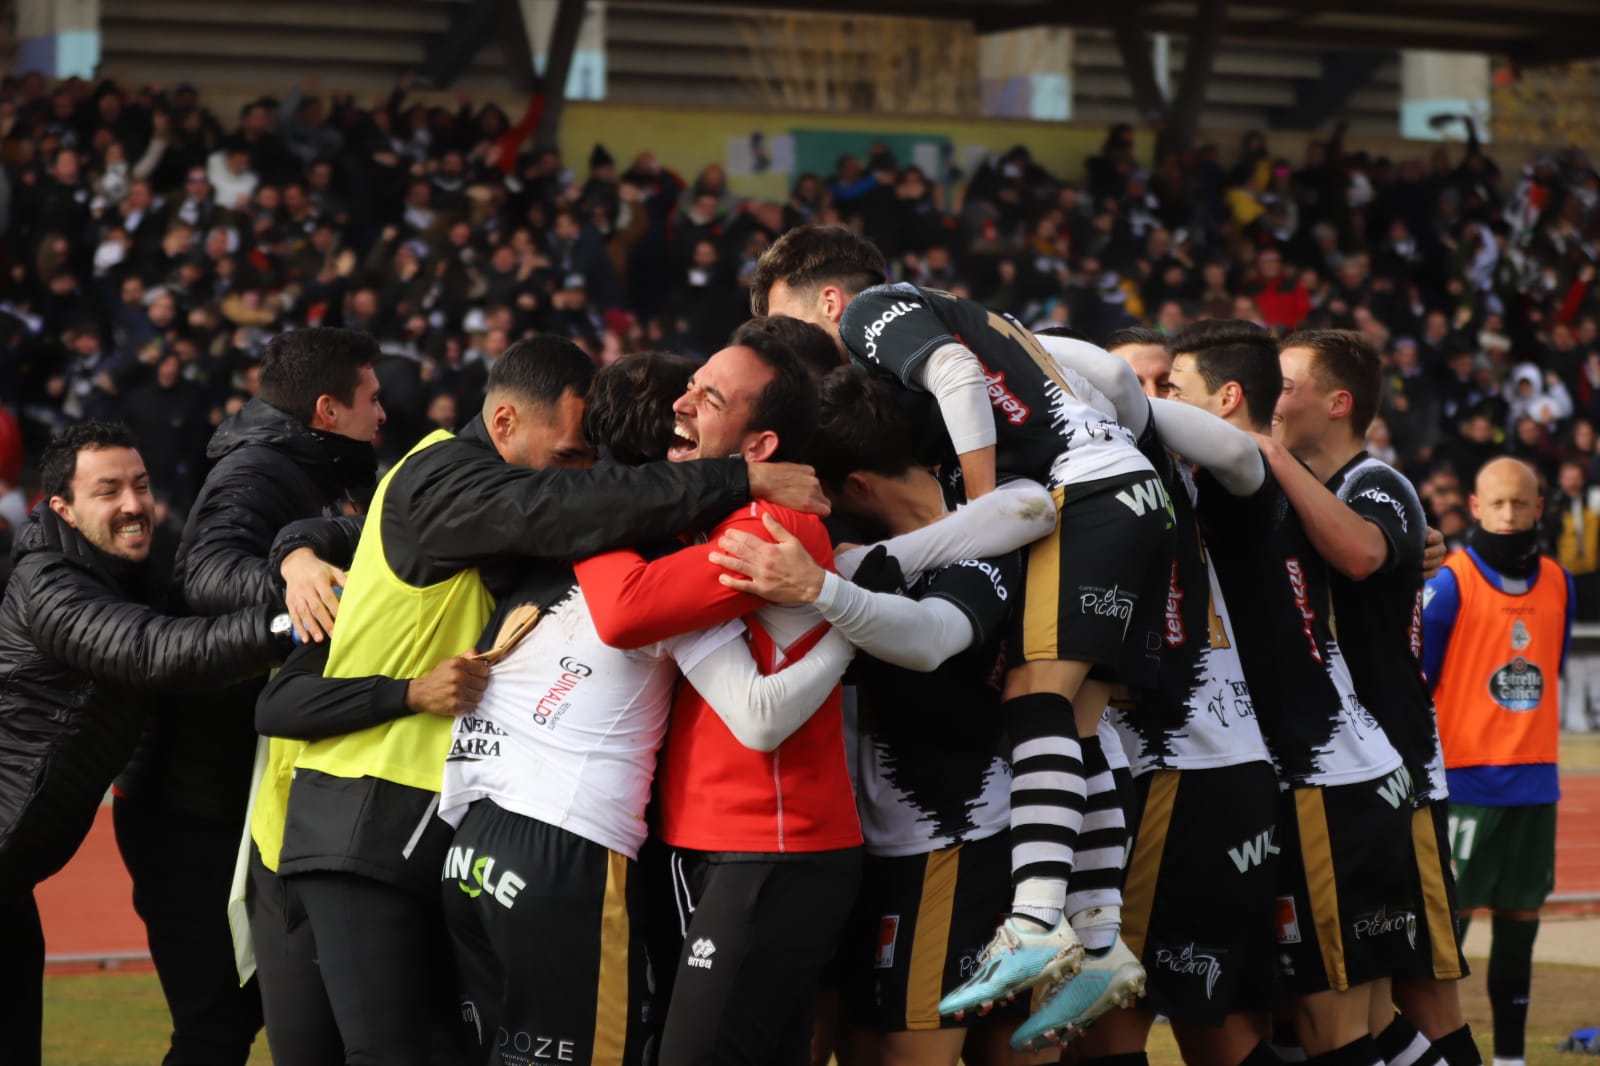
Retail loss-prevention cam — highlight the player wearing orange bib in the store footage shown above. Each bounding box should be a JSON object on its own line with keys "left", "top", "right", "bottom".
{"left": 1423, "top": 457, "right": 1574, "bottom": 1066}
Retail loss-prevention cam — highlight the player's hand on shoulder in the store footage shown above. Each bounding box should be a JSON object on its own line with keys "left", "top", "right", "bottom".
{"left": 711, "top": 512, "right": 826, "bottom": 605}
{"left": 747, "top": 461, "right": 830, "bottom": 516}
{"left": 1422, "top": 526, "right": 1446, "bottom": 580}
{"left": 280, "top": 547, "right": 346, "bottom": 644}
{"left": 850, "top": 545, "right": 908, "bottom": 596}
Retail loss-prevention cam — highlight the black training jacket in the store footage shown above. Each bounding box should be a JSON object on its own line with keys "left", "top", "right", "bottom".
{"left": 0, "top": 505, "right": 284, "bottom": 891}
{"left": 116, "top": 398, "right": 376, "bottom": 819}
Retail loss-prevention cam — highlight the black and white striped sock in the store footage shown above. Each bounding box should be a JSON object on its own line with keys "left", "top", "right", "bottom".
{"left": 1006, "top": 692, "right": 1084, "bottom": 927}
{"left": 1067, "top": 734, "right": 1127, "bottom": 951}
{"left": 1376, "top": 1016, "right": 1438, "bottom": 1066}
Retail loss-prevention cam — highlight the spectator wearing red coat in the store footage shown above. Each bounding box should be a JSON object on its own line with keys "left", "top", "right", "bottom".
{"left": 1247, "top": 247, "right": 1311, "bottom": 329}
{"left": 0, "top": 406, "right": 26, "bottom": 534}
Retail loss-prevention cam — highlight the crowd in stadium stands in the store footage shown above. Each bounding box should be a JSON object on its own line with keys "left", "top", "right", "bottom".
{"left": 2, "top": 71, "right": 1600, "bottom": 608}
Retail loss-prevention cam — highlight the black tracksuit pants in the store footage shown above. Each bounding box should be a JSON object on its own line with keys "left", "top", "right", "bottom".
{"left": 649, "top": 846, "right": 863, "bottom": 1066}
{"left": 0, "top": 889, "right": 45, "bottom": 1066}
{"left": 247, "top": 846, "right": 343, "bottom": 1065}
{"left": 113, "top": 796, "right": 263, "bottom": 1066}
{"left": 286, "top": 869, "right": 474, "bottom": 1066}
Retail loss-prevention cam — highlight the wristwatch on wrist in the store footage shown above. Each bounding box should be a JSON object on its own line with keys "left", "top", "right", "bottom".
{"left": 270, "top": 612, "right": 296, "bottom": 644}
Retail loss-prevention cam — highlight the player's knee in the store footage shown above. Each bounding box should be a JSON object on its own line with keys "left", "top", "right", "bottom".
{"left": 1173, "top": 1013, "right": 1269, "bottom": 1066}
{"left": 1493, "top": 907, "right": 1540, "bottom": 921}
{"left": 1070, "top": 1003, "right": 1152, "bottom": 1057}
{"left": 1003, "top": 659, "right": 1092, "bottom": 702}
{"left": 1291, "top": 986, "right": 1372, "bottom": 1056}
{"left": 1393, "top": 978, "right": 1465, "bottom": 1040}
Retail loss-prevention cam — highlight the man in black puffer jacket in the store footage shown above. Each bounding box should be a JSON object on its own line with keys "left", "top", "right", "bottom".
{"left": 112, "top": 327, "right": 384, "bottom": 1066}
{"left": 0, "top": 422, "right": 293, "bottom": 1066}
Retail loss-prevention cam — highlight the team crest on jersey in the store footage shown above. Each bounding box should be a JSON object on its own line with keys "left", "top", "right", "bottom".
{"left": 1511, "top": 619, "right": 1532, "bottom": 651}
{"left": 1489, "top": 656, "right": 1543, "bottom": 711}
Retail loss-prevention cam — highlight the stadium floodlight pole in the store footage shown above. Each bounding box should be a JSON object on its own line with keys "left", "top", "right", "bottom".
{"left": 533, "top": 0, "right": 587, "bottom": 145}
{"left": 1166, "top": 0, "right": 1227, "bottom": 153}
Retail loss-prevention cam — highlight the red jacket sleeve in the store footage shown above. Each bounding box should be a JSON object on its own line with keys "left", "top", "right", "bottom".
{"left": 575, "top": 503, "right": 833, "bottom": 649}
{"left": 495, "top": 93, "right": 547, "bottom": 175}
{"left": 1558, "top": 275, "right": 1592, "bottom": 325}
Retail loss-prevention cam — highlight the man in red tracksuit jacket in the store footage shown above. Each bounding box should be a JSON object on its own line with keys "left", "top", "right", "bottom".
{"left": 578, "top": 316, "right": 862, "bottom": 1066}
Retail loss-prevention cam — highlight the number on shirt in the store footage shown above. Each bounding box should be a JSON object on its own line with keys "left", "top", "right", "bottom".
{"left": 1448, "top": 813, "right": 1478, "bottom": 862}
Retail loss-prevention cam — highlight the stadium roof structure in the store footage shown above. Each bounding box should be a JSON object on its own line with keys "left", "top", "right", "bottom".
{"left": 484, "top": 0, "right": 1599, "bottom": 149}
{"left": 619, "top": 0, "right": 1600, "bottom": 65}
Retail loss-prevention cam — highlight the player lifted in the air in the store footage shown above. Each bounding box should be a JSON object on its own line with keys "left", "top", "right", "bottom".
{"left": 753, "top": 225, "right": 1173, "bottom": 1039}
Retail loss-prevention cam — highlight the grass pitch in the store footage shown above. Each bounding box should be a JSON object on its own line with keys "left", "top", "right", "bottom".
{"left": 42, "top": 959, "right": 1600, "bottom": 1065}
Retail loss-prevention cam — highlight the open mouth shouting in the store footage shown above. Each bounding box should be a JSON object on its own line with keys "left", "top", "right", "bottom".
{"left": 114, "top": 516, "right": 151, "bottom": 548}
{"left": 668, "top": 418, "right": 699, "bottom": 462}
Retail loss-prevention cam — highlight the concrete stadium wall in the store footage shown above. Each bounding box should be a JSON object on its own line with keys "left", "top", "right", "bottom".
{"left": 167, "top": 86, "right": 1548, "bottom": 202}
{"left": 554, "top": 100, "right": 1156, "bottom": 200}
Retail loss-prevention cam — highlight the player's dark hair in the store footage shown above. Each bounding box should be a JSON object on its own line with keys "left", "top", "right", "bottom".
{"left": 750, "top": 225, "right": 888, "bottom": 316}
{"left": 732, "top": 314, "right": 841, "bottom": 381}
{"left": 258, "top": 327, "right": 381, "bottom": 426}
{"left": 584, "top": 351, "right": 697, "bottom": 465}
{"left": 811, "top": 367, "right": 920, "bottom": 488}
{"left": 41, "top": 421, "right": 138, "bottom": 502}
{"left": 1035, "top": 325, "right": 1093, "bottom": 342}
{"left": 733, "top": 321, "right": 821, "bottom": 464}
{"left": 1282, "top": 328, "right": 1383, "bottom": 437}
{"left": 1168, "top": 318, "right": 1282, "bottom": 431}
{"left": 1104, "top": 326, "right": 1167, "bottom": 350}
{"left": 487, "top": 335, "right": 597, "bottom": 412}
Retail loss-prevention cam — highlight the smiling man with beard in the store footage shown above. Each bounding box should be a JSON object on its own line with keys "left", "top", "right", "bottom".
{"left": 251, "top": 351, "right": 856, "bottom": 1066}
{"left": 0, "top": 422, "right": 295, "bottom": 1066}
{"left": 113, "top": 326, "right": 388, "bottom": 1066}
{"left": 574, "top": 317, "right": 862, "bottom": 1065}
{"left": 241, "top": 335, "right": 825, "bottom": 1066}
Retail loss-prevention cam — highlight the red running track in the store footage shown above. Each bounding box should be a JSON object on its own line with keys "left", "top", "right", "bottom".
{"left": 35, "top": 775, "right": 1600, "bottom": 968}
{"left": 1556, "top": 772, "right": 1600, "bottom": 905}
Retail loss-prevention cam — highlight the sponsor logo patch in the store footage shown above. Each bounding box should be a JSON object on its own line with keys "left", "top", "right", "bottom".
{"left": 981, "top": 366, "right": 1032, "bottom": 425}
{"left": 1078, "top": 584, "right": 1136, "bottom": 633}
{"left": 874, "top": 916, "right": 900, "bottom": 969}
{"left": 443, "top": 847, "right": 526, "bottom": 909}
{"left": 496, "top": 1029, "right": 577, "bottom": 1062}
{"left": 1354, "top": 486, "right": 1409, "bottom": 532}
{"left": 1489, "top": 656, "right": 1544, "bottom": 711}
{"left": 1375, "top": 765, "right": 1414, "bottom": 809}
{"left": 1276, "top": 896, "right": 1303, "bottom": 945}
{"left": 1284, "top": 557, "right": 1324, "bottom": 664}
{"left": 1163, "top": 560, "right": 1186, "bottom": 647}
{"left": 953, "top": 558, "right": 1010, "bottom": 601}
{"left": 1153, "top": 943, "right": 1225, "bottom": 999}
{"left": 447, "top": 716, "right": 508, "bottom": 762}
{"left": 532, "top": 657, "right": 592, "bottom": 729}
{"left": 1352, "top": 905, "right": 1418, "bottom": 950}
{"left": 1227, "top": 827, "right": 1279, "bottom": 873}
{"left": 859, "top": 300, "right": 921, "bottom": 360}
{"left": 688, "top": 937, "right": 717, "bottom": 969}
